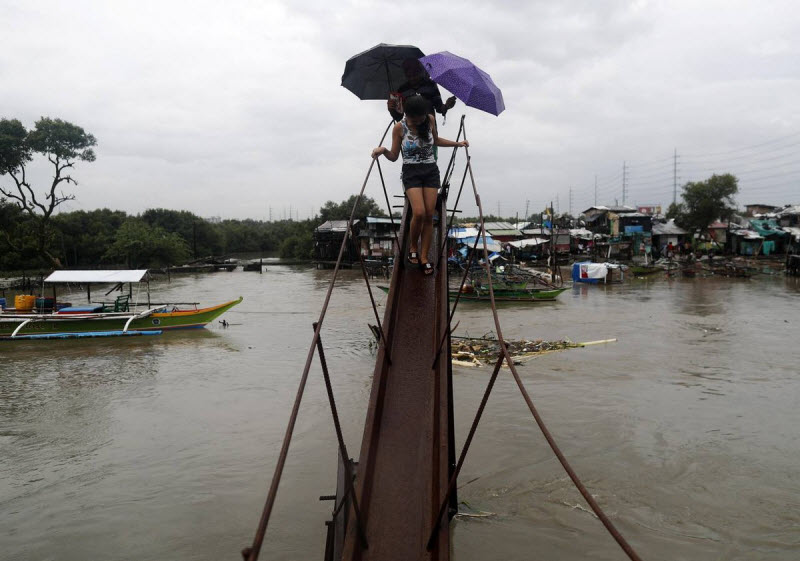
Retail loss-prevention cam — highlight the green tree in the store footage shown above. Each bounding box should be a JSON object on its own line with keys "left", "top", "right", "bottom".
{"left": 104, "top": 219, "right": 190, "bottom": 268}
{"left": 673, "top": 174, "right": 738, "bottom": 233}
{"left": 140, "top": 208, "right": 222, "bottom": 258}
{"left": 279, "top": 230, "right": 313, "bottom": 259}
{"left": 0, "top": 117, "right": 97, "bottom": 267}
{"left": 665, "top": 201, "right": 684, "bottom": 220}
{"left": 53, "top": 208, "right": 129, "bottom": 266}
{"left": 0, "top": 197, "right": 40, "bottom": 269}
{"left": 318, "top": 195, "right": 386, "bottom": 223}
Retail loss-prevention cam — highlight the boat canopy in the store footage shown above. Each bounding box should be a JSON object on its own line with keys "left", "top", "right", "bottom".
{"left": 45, "top": 270, "right": 150, "bottom": 283}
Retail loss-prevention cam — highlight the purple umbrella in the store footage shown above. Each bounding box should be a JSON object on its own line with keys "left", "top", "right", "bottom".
{"left": 419, "top": 51, "right": 505, "bottom": 116}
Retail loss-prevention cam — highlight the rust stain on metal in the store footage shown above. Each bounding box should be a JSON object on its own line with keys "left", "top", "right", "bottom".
{"left": 340, "top": 198, "right": 452, "bottom": 561}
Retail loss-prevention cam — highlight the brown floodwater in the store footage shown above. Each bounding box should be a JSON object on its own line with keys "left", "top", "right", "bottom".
{"left": 1, "top": 265, "right": 798, "bottom": 560}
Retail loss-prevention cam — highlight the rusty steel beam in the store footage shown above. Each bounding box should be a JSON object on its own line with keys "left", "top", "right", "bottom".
{"left": 339, "top": 196, "right": 453, "bottom": 561}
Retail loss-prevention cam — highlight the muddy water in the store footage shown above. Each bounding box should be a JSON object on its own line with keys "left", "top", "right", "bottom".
{"left": 1, "top": 266, "right": 798, "bottom": 560}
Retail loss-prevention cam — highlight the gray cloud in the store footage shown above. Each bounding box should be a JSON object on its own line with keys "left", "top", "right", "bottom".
{"left": 2, "top": 0, "right": 799, "bottom": 221}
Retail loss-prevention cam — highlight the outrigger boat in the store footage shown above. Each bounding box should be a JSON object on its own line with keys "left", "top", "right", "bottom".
{"left": 0, "top": 270, "right": 241, "bottom": 340}
{"left": 450, "top": 285, "right": 568, "bottom": 302}
{"left": 377, "top": 284, "right": 568, "bottom": 302}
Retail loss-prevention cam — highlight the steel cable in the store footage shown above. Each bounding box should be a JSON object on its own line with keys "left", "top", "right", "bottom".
{"left": 427, "top": 116, "right": 644, "bottom": 561}
{"left": 242, "top": 120, "right": 395, "bottom": 561}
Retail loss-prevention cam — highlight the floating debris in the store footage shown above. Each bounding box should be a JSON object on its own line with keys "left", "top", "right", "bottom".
{"left": 367, "top": 325, "right": 617, "bottom": 364}
{"left": 451, "top": 335, "right": 617, "bottom": 366}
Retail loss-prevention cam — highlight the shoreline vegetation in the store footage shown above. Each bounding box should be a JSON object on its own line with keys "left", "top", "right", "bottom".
{"left": 0, "top": 195, "right": 391, "bottom": 271}
{"left": 0, "top": 116, "right": 391, "bottom": 272}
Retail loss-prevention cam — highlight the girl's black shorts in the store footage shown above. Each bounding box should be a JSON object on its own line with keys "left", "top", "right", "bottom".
{"left": 401, "top": 163, "right": 441, "bottom": 190}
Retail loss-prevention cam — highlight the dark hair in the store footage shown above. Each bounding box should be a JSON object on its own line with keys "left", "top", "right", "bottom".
{"left": 403, "top": 95, "right": 432, "bottom": 140}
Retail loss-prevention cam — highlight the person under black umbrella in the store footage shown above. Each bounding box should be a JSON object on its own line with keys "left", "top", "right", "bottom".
{"left": 387, "top": 58, "right": 456, "bottom": 122}
{"left": 371, "top": 95, "right": 467, "bottom": 277}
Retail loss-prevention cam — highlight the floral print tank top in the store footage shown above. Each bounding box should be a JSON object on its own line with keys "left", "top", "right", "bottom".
{"left": 400, "top": 118, "right": 436, "bottom": 165}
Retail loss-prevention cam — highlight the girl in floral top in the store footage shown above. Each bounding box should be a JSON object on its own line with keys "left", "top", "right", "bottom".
{"left": 371, "top": 95, "right": 468, "bottom": 276}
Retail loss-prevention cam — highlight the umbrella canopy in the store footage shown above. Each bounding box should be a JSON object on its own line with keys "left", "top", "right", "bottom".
{"left": 341, "top": 43, "right": 425, "bottom": 100}
{"left": 418, "top": 51, "right": 505, "bottom": 115}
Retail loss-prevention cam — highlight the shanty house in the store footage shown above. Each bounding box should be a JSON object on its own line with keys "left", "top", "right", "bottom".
{"left": 730, "top": 229, "right": 764, "bottom": 256}
{"left": 581, "top": 205, "right": 638, "bottom": 236}
{"left": 359, "top": 216, "right": 400, "bottom": 259}
{"left": 747, "top": 219, "right": 790, "bottom": 255}
{"left": 707, "top": 221, "right": 730, "bottom": 249}
{"left": 313, "top": 220, "right": 360, "bottom": 265}
{"left": 651, "top": 219, "right": 687, "bottom": 251}
{"left": 481, "top": 222, "right": 523, "bottom": 243}
{"left": 745, "top": 204, "right": 780, "bottom": 216}
{"left": 777, "top": 205, "right": 800, "bottom": 227}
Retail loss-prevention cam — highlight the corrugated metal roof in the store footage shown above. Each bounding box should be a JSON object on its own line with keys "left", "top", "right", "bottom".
{"left": 448, "top": 227, "right": 480, "bottom": 239}
{"left": 581, "top": 205, "right": 637, "bottom": 214}
{"left": 782, "top": 226, "right": 800, "bottom": 239}
{"left": 732, "top": 229, "right": 763, "bottom": 240}
{"left": 508, "top": 237, "right": 549, "bottom": 248}
{"left": 315, "top": 220, "right": 359, "bottom": 232}
{"left": 569, "top": 228, "right": 594, "bottom": 238}
{"left": 482, "top": 221, "right": 517, "bottom": 230}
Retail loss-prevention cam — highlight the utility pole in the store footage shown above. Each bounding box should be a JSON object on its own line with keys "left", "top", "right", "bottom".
{"left": 673, "top": 148, "right": 678, "bottom": 205}
{"left": 569, "top": 187, "right": 573, "bottom": 217}
{"left": 525, "top": 199, "right": 530, "bottom": 222}
{"left": 550, "top": 200, "right": 556, "bottom": 283}
{"left": 622, "top": 161, "right": 629, "bottom": 206}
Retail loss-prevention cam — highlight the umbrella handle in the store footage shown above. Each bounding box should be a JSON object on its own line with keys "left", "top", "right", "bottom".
{"left": 384, "top": 58, "right": 394, "bottom": 96}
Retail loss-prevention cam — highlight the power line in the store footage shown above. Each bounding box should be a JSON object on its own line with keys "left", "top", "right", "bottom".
{"left": 684, "top": 130, "right": 800, "bottom": 159}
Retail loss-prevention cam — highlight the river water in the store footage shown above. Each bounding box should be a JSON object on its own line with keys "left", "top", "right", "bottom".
{"left": 1, "top": 265, "right": 798, "bottom": 560}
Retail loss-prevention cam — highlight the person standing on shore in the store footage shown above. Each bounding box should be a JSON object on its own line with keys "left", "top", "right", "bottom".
{"left": 371, "top": 95, "right": 467, "bottom": 276}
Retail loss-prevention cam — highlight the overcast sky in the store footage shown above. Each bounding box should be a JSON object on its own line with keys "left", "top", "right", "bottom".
{"left": 3, "top": 0, "right": 799, "bottom": 221}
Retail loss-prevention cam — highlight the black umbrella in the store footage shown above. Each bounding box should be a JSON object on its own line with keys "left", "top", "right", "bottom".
{"left": 341, "top": 43, "right": 425, "bottom": 100}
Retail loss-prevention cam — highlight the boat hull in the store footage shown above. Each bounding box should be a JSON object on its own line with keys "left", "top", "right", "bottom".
{"left": 449, "top": 287, "right": 568, "bottom": 302}
{"left": 0, "top": 298, "right": 242, "bottom": 339}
